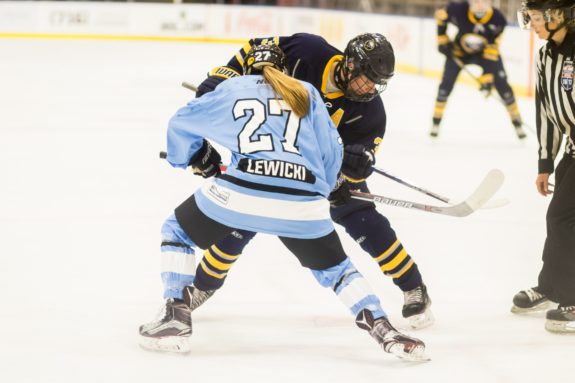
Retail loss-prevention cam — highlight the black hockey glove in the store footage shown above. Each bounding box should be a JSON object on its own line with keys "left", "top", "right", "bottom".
{"left": 341, "top": 144, "right": 375, "bottom": 181}
{"left": 438, "top": 41, "right": 454, "bottom": 57}
{"left": 328, "top": 175, "right": 352, "bottom": 207}
{"left": 189, "top": 140, "right": 222, "bottom": 178}
{"left": 196, "top": 76, "right": 226, "bottom": 97}
{"left": 196, "top": 66, "right": 240, "bottom": 97}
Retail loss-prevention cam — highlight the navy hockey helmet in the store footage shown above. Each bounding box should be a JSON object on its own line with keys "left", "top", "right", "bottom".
{"left": 335, "top": 33, "right": 395, "bottom": 102}
{"left": 243, "top": 44, "right": 287, "bottom": 75}
{"left": 518, "top": 0, "right": 575, "bottom": 30}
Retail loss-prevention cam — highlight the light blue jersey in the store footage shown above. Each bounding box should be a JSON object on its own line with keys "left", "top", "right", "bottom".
{"left": 166, "top": 75, "right": 343, "bottom": 239}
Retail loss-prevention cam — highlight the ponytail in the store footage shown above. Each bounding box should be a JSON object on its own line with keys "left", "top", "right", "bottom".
{"left": 262, "top": 66, "right": 310, "bottom": 118}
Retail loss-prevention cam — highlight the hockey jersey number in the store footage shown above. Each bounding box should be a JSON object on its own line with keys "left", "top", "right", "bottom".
{"left": 234, "top": 98, "right": 301, "bottom": 154}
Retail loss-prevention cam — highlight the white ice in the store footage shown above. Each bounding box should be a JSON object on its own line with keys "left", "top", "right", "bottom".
{"left": 0, "top": 38, "right": 573, "bottom": 383}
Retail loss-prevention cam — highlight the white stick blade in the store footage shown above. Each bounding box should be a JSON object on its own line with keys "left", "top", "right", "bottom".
{"left": 464, "top": 169, "right": 505, "bottom": 212}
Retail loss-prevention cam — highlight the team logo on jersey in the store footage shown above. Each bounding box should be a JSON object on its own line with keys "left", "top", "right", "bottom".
{"left": 207, "top": 184, "right": 230, "bottom": 205}
{"left": 561, "top": 59, "right": 574, "bottom": 92}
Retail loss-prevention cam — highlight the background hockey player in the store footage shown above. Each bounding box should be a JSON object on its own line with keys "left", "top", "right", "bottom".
{"left": 139, "top": 44, "right": 428, "bottom": 360}
{"left": 184, "top": 32, "right": 434, "bottom": 330}
{"left": 511, "top": 0, "right": 575, "bottom": 334}
{"left": 432, "top": 0, "right": 527, "bottom": 139}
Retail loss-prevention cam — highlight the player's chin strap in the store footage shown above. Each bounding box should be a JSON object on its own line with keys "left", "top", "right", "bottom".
{"left": 545, "top": 21, "right": 566, "bottom": 41}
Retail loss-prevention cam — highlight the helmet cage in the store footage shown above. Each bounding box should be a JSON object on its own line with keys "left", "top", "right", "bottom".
{"left": 336, "top": 33, "right": 394, "bottom": 102}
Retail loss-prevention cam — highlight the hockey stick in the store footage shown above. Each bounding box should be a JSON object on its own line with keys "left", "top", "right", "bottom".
{"left": 351, "top": 168, "right": 505, "bottom": 217}
{"left": 371, "top": 166, "right": 509, "bottom": 209}
{"left": 182, "top": 81, "right": 198, "bottom": 92}
{"left": 159, "top": 151, "right": 229, "bottom": 171}
{"left": 161, "top": 150, "right": 504, "bottom": 216}
{"left": 371, "top": 167, "right": 450, "bottom": 203}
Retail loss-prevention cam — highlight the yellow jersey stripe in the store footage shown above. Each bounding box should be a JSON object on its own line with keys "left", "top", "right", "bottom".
{"left": 321, "top": 54, "right": 345, "bottom": 99}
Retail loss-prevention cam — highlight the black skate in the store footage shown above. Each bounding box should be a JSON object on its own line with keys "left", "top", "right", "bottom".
{"left": 356, "top": 309, "right": 430, "bottom": 362}
{"left": 402, "top": 284, "right": 434, "bottom": 329}
{"left": 511, "top": 287, "right": 556, "bottom": 314}
{"left": 545, "top": 306, "right": 575, "bottom": 333}
{"left": 139, "top": 298, "right": 192, "bottom": 353}
{"left": 183, "top": 285, "right": 215, "bottom": 312}
{"left": 512, "top": 119, "right": 527, "bottom": 139}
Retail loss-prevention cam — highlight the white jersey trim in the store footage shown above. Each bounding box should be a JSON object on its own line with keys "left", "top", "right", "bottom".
{"left": 199, "top": 179, "right": 331, "bottom": 221}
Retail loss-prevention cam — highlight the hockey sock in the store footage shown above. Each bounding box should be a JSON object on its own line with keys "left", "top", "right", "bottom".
{"left": 193, "top": 229, "right": 256, "bottom": 291}
{"left": 505, "top": 101, "right": 522, "bottom": 123}
{"left": 312, "top": 258, "right": 386, "bottom": 319}
{"left": 340, "top": 209, "right": 423, "bottom": 291}
{"left": 433, "top": 100, "right": 446, "bottom": 123}
{"left": 160, "top": 214, "right": 197, "bottom": 300}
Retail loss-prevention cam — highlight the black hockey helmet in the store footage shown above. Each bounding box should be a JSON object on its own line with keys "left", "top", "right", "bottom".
{"left": 243, "top": 44, "right": 287, "bottom": 75}
{"left": 518, "top": 0, "right": 575, "bottom": 30}
{"left": 335, "top": 33, "right": 395, "bottom": 102}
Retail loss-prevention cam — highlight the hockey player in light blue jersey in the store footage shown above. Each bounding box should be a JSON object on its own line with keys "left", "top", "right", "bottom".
{"left": 139, "top": 44, "right": 428, "bottom": 361}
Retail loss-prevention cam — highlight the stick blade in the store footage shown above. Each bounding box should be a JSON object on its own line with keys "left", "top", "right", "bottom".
{"left": 435, "top": 169, "right": 505, "bottom": 217}
{"left": 463, "top": 169, "right": 505, "bottom": 212}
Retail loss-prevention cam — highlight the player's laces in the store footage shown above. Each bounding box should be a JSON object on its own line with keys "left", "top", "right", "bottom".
{"left": 139, "top": 298, "right": 192, "bottom": 353}
{"left": 404, "top": 287, "right": 423, "bottom": 306}
{"left": 525, "top": 288, "right": 545, "bottom": 302}
{"left": 356, "top": 309, "right": 430, "bottom": 362}
{"left": 402, "top": 284, "right": 434, "bottom": 329}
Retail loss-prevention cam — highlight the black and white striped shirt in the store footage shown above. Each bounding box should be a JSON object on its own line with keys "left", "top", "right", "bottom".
{"left": 535, "top": 30, "right": 575, "bottom": 174}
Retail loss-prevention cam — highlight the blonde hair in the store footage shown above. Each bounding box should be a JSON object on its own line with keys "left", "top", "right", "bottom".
{"left": 262, "top": 66, "right": 310, "bottom": 118}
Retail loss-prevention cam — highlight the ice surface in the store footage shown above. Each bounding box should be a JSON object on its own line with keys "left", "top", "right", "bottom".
{"left": 1, "top": 38, "right": 572, "bottom": 383}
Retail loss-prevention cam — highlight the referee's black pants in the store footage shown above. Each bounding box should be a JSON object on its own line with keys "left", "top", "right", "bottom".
{"left": 538, "top": 155, "right": 575, "bottom": 306}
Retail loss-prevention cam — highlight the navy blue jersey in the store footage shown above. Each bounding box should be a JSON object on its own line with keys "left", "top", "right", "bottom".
{"left": 223, "top": 33, "right": 386, "bottom": 155}
{"left": 436, "top": 1, "right": 506, "bottom": 59}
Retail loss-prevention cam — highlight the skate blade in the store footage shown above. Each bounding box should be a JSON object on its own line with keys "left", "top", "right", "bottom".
{"left": 511, "top": 300, "right": 556, "bottom": 314}
{"left": 407, "top": 310, "right": 435, "bottom": 330}
{"left": 545, "top": 320, "right": 575, "bottom": 334}
{"left": 388, "top": 344, "right": 431, "bottom": 362}
{"left": 139, "top": 335, "right": 191, "bottom": 353}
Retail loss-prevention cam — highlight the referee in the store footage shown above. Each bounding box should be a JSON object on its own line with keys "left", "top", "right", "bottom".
{"left": 511, "top": 0, "right": 575, "bottom": 333}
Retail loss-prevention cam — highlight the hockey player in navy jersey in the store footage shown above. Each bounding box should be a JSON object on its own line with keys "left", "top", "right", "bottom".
{"left": 186, "top": 33, "right": 434, "bottom": 330}
{"left": 431, "top": 0, "right": 527, "bottom": 139}
{"left": 139, "top": 44, "right": 428, "bottom": 361}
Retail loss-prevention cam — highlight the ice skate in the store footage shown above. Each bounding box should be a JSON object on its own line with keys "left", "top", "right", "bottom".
{"left": 356, "top": 309, "right": 430, "bottom": 362}
{"left": 139, "top": 298, "right": 192, "bottom": 353}
{"left": 429, "top": 123, "right": 440, "bottom": 138}
{"left": 183, "top": 285, "right": 216, "bottom": 312}
{"left": 402, "top": 284, "right": 434, "bottom": 329}
{"left": 511, "top": 287, "right": 556, "bottom": 314}
{"left": 512, "top": 119, "right": 527, "bottom": 139}
{"left": 545, "top": 306, "right": 575, "bottom": 333}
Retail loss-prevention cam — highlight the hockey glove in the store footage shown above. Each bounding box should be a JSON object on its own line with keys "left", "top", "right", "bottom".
{"left": 196, "top": 66, "right": 240, "bottom": 97}
{"left": 341, "top": 144, "right": 375, "bottom": 182}
{"left": 438, "top": 41, "right": 454, "bottom": 57}
{"left": 328, "top": 174, "right": 352, "bottom": 207}
{"left": 189, "top": 140, "right": 222, "bottom": 178}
